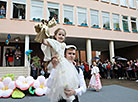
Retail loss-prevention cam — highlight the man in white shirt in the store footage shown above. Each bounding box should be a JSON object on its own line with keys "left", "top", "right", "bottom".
{"left": 47, "top": 45, "right": 86, "bottom": 102}
{"left": 135, "top": 59, "right": 138, "bottom": 82}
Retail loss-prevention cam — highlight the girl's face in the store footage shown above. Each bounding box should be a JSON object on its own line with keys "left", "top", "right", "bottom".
{"left": 55, "top": 30, "right": 66, "bottom": 43}
{"left": 93, "top": 62, "right": 97, "bottom": 66}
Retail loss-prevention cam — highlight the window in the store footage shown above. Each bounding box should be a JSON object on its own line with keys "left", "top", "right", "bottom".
{"left": 47, "top": 2, "right": 59, "bottom": 23}
{"left": 120, "top": 0, "right": 127, "bottom": 7}
{"left": 102, "top": 12, "right": 110, "bottom": 29}
{"left": 111, "top": 0, "right": 118, "bottom": 4}
{"left": 0, "top": 0, "right": 7, "bottom": 18}
{"left": 63, "top": 5, "right": 74, "bottom": 25}
{"left": 129, "top": 0, "right": 135, "bottom": 8}
{"left": 30, "top": 0, "right": 43, "bottom": 21}
{"left": 90, "top": 9, "right": 99, "bottom": 28}
{"left": 101, "top": 0, "right": 109, "bottom": 2}
{"left": 12, "top": 0, "right": 26, "bottom": 19}
{"left": 131, "top": 17, "right": 137, "bottom": 32}
{"left": 77, "top": 7, "right": 87, "bottom": 26}
{"left": 137, "top": 0, "right": 138, "bottom": 8}
{"left": 122, "top": 16, "right": 129, "bottom": 32}
{"left": 112, "top": 14, "right": 120, "bottom": 30}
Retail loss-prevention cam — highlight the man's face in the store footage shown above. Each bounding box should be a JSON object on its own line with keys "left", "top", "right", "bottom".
{"left": 65, "top": 49, "right": 76, "bottom": 62}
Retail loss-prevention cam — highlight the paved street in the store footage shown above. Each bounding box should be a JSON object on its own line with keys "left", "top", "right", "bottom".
{"left": 0, "top": 85, "right": 138, "bottom": 102}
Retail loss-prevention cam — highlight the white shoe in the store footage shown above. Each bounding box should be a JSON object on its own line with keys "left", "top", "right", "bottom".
{"left": 122, "top": 77, "right": 124, "bottom": 79}
{"left": 136, "top": 80, "right": 138, "bottom": 82}
{"left": 119, "top": 77, "right": 121, "bottom": 80}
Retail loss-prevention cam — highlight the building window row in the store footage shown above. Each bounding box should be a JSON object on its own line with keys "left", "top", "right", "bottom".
{"left": 0, "top": 0, "right": 138, "bottom": 33}
{"left": 101, "top": 0, "right": 138, "bottom": 8}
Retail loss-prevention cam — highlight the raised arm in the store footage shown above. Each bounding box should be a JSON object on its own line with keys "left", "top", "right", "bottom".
{"left": 42, "top": 39, "right": 52, "bottom": 47}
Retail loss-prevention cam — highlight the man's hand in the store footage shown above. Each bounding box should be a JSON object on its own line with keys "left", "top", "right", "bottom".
{"left": 51, "top": 55, "right": 59, "bottom": 68}
{"left": 64, "top": 89, "right": 76, "bottom": 97}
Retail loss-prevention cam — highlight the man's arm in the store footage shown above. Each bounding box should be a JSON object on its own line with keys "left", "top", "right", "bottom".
{"left": 74, "top": 68, "right": 87, "bottom": 96}
{"left": 65, "top": 68, "right": 87, "bottom": 96}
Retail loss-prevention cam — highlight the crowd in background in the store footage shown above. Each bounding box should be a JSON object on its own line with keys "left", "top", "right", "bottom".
{"left": 77, "top": 59, "right": 138, "bottom": 82}
{"left": 30, "top": 58, "right": 138, "bottom": 82}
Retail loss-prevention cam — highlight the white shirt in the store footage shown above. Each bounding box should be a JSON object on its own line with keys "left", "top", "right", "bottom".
{"left": 75, "top": 68, "right": 87, "bottom": 96}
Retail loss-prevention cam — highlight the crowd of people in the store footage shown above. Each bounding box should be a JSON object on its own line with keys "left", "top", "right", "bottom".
{"left": 76, "top": 59, "right": 138, "bottom": 82}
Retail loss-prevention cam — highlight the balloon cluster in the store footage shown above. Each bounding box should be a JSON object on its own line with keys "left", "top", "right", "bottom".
{"left": 5, "top": 34, "right": 11, "bottom": 45}
{"left": 25, "top": 50, "right": 33, "bottom": 61}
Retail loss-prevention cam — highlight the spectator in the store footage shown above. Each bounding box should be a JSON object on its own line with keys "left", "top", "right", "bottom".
{"left": 135, "top": 59, "right": 138, "bottom": 82}
{"left": 113, "top": 62, "right": 119, "bottom": 79}
{"left": 126, "top": 61, "right": 133, "bottom": 80}
{"left": 40, "top": 62, "right": 45, "bottom": 76}
{"left": 84, "top": 62, "right": 90, "bottom": 79}
{"left": 117, "top": 62, "right": 123, "bottom": 80}
{"left": 0, "top": 5, "right": 6, "bottom": 17}
{"left": 80, "top": 62, "right": 85, "bottom": 72}
{"left": 5, "top": 48, "right": 10, "bottom": 66}
{"left": 8, "top": 49, "right": 14, "bottom": 66}
{"left": 31, "top": 61, "right": 37, "bottom": 79}
{"left": 106, "top": 62, "right": 111, "bottom": 79}
{"left": 97, "top": 61, "right": 104, "bottom": 78}
{"left": 102, "top": 61, "right": 108, "bottom": 78}
{"left": 14, "top": 47, "right": 21, "bottom": 66}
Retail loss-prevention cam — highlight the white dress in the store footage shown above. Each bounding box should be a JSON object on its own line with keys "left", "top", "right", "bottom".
{"left": 41, "top": 39, "right": 79, "bottom": 102}
{"left": 89, "top": 66, "right": 102, "bottom": 90}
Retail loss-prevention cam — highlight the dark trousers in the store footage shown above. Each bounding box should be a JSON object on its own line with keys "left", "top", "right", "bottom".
{"left": 58, "top": 96, "right": 79, "bottom": 102}
{"left": 118, "top": 68, "right": 123, "bottom": 77}
{"left": 32, "top": 70, "right": 37, "bottom": 79}
{"left": 5, "top": 57, "right": 9, "bottom": 66}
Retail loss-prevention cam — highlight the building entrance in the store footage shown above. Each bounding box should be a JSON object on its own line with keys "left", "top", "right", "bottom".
{"left": 3, "top": 46, "right": 15, "bottom": 67}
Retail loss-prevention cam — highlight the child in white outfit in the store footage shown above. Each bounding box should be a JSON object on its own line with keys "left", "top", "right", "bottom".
{"left": 41, "top": 28, "right": 79, "bottom": 102}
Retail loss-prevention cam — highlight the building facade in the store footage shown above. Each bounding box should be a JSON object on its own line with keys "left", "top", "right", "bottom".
{"left": 0, "top": 0, "right": 138, "bottom": 77}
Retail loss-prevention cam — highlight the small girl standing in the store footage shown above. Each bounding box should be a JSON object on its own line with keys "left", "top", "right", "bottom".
{"left": 88, "top": 62, "right": 102, "bottom": 91}
{"left": 41, "top": 28, "right": 79, "bottom": 102}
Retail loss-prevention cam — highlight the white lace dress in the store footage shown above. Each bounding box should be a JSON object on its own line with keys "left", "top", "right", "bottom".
{"left": 41, "top": 39, "right": 79, "bottom": 102}
{"left": 89, "top": 66, "right": 102, "bottom": 90}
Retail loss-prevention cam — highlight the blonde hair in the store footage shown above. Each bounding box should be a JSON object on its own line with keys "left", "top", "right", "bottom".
{"left": 54, "top": 28, "right": 66, "bottom": 35}
{"left": 53, "top": 28, "right": 66, "bottom": 40}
